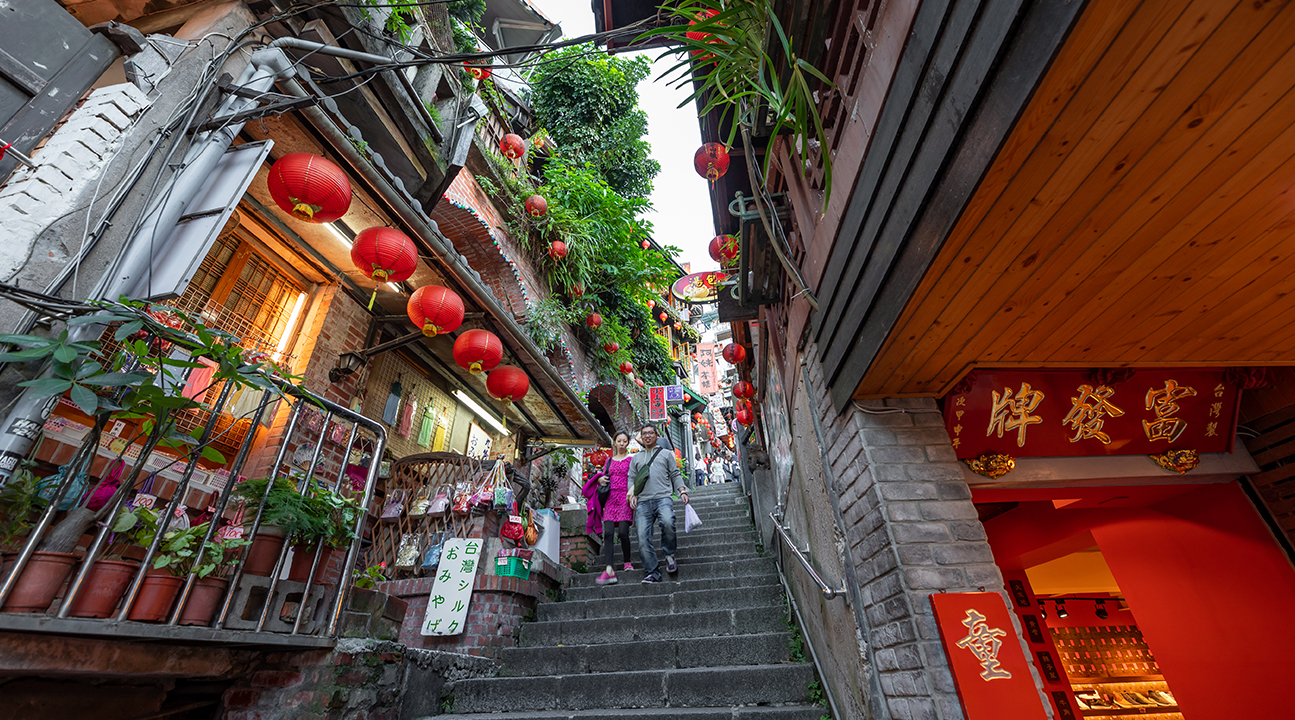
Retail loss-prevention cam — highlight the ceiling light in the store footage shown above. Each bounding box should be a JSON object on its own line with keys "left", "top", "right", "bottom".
{"left": 328, "top": 221, "right": 354, "bottom": 247}
{"left": 1039, "top": 602, "right": 1047, "bottom": 619}
{"left": 454, "top": 389, "right": 509, "bottom": 435}
{"left": 1056, "top": 600, "right": 1069, "bottom": 618}
{"left": 1095, "top": 600, "right": 1108, "bottom": 620}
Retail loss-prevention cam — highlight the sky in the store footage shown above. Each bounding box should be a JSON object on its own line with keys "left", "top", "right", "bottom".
{"left": 530, "top": 0, "right": 715, "bottom": 275}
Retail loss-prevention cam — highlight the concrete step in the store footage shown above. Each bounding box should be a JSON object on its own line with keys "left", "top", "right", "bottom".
{"left": 584, "top": 548, "right": 768, "bottom": 571}
{"left": 450, "top": 663, "right": 816, "bottom": 714}
{"left": 570, "top": 557, "right": 777, "bottom": 588}
{"left": 564, "top": 574, "right": 773, "bottom": 602}
{"left": 499, "top": 631, "right": 794, "bottom": 676}
{"left": 432, "top": 705, "right": 826, "bottom": 720}
{"left": 539, "top": 582, "right": 785, "bottom": 622}
{"left": 520, "top": 604, "right": 787, "bottom": 647}
{"left": 622, "top": 528, "right": 760, "bottom": 549}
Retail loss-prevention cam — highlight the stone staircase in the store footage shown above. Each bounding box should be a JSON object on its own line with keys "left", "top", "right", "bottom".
{"left": 436, "top": 482, "right": 826, "bottom": 719}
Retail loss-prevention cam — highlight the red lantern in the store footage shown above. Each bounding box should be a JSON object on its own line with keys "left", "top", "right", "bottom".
{"left": 736, "top": 405, "right": 755, "bottom": 427}
{"left": 548, "top": 241, "right": 567, "bottom": 260}
{"left": 673, "top": 322, "right": 682, "bottom": 331}
{"left": 619, "top": 361, "right": 633, "bottom": 375}
{"left": 525, "top": 195, "right": 548, "bottom": 217}
{"left": 635, "top": 378, "right": 645, "bottom": 388}
{"left": 732, "top": 380, "right": 755, "bottom": 400}
{"left": 722, "top": 343, "right": 747, "bottom": 364}
{"left": 586, "top": 313, "right": 602, "bottom": 329}
{"left": 694, "top": 412, "right": 703, "bottom": 422}
{"left": 487, "top": 365, "right": 530, "bottom": 402}
{"left": 453, "top": 329, "right": 502, "bottom": 375}
{"left": 641, "top": 240, "right": 650, "bottom": 249}
{"left": 694, "top": 142, "right": 730, "bottom": 181}
{"left": 500, "top": 133, "right": 525, "bottom": 159}
{"left": 647, "top": 299, "right": 656, "bottom": 309}
{"left": 352, "top": 227, "right": 419, "bottom": 309}
{"left": 603, "top": 341, "right": 619, "bottom": 354}
{"left": 267, "top": 153, "right": 351, "bottom": 223}
{"left": 465, "top": 62, "right": 491, "bottom": 80}
{"left": 407, "top": 285, "right": 464, "bottom": 338}
{"left": 708, "top": 234, "right": 739, "bottom": 265}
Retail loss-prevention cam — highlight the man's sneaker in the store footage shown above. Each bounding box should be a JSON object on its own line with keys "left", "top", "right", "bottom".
{"left": 665, "top": 555, "right": 678, "bottom": 573}
{"left": 595, "top": 570, "right": 618, "bottom": 586}
{"left": 641, "top": 573, "right": 660, "bottom": 584}
{"left": 623, "top": 562, "right": 634, "bottom": 571}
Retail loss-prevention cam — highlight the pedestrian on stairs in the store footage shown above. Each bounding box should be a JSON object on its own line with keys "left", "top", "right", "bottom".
{"left": 584, "top": 430, "right": 635, "bottom": 586}
{"left": 628, "top": 423, "right": 689, "bottom": 583}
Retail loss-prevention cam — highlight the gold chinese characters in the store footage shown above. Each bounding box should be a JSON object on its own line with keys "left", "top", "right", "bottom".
{"left": 987, "top": 383, "right": 1044, "bottom": 447}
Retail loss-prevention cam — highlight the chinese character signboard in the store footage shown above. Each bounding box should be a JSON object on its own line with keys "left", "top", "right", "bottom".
{"left": 648, "top": 386, "right": 668, "bottom": 422}
{"left": 696, "top": 344, "right": 719, "bottom": 395}
{"left": 665, "top": 385, "right": 685, "bottom": 404}
{"left": 944, "top": 370, "right": 1239, "bottom": 458}
{"left": 931, "top": 592, "right": 1048, "bottom": 720}
{"left": 421, "top": 538, "right": 482, "bottom": 636}
{"left": 466, "top": 423, "right": 492, "bottom": 459}
{"left": 671, "top": 271, "right": 728, "bottom": 304}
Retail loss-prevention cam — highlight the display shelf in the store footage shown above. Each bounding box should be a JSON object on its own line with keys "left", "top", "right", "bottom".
{"left": 1080, "top": 708, "right": 1180, "bottom": 717}
{"left": 1071, "top": 676, "right": 1165, "bottom": 684}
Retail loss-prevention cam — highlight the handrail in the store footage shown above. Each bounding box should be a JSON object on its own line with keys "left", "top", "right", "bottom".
{"left": 769, "top": 511, "right": 848, "bottom": 601}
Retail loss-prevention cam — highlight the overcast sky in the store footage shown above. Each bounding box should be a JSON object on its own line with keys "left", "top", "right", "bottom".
{"left": 532, "top": 0, "right": 715, "bottom": 275}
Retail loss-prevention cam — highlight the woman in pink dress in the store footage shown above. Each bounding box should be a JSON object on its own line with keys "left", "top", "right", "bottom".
{"left": 593, "top": 431, "right": 634, "bottom": 585}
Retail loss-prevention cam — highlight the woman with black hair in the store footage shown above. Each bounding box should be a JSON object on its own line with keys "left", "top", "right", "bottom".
{"left": 584, "top": 430, "right": 635, "bottom": 586}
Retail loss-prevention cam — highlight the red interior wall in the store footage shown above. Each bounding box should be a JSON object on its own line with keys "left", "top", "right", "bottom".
{"left": 983, "top": 483, "right": 1295, "bottom": 720}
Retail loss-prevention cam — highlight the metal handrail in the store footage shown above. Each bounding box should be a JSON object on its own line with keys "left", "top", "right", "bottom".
{"left": 769, "top": 511, "right": 848, "bottom": 601}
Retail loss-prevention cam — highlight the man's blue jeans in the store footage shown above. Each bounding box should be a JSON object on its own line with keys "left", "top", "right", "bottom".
{"left": 635, "top": 496, "right": 677, "bottom": 578}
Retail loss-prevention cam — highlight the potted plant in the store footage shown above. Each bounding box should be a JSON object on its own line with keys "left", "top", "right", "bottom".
{"left": 0, "top": 468, "right": 68, "bottom": 613}
{"left": 122, "top": 508, "right": 212, "bottom": 622}
{"left": 64, "top": 508, "right": 146, "bottom": 619}
{"left": 287, "top": 486, "right": 363, "bottom": 585}
{"left": 177, "top": 534, "right": 250, "bottom": 626}
{"left": 232, "top": 477, "right": 313, "bottom": 577}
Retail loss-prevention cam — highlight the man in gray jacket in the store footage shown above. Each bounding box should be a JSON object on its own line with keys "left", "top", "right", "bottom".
{"left": 627, "top": 423, "right": 690, "bottom": 583}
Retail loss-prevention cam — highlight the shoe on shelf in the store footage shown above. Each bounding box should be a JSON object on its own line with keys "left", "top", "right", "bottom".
{"left": 1129, "top": 692, "right": 1157, "bottom": 706}
{"left": 1149, "top": 690, "right": 1177, "bottom": 706}
{"left": 623, "top": 562, "right": 634, "bottom": 571}
{"left": 1074, "top": 697, "right": 1091, "bottom": 711}
{"left": 665, "top": 555, "right": 678, "bottom": 573}
{"left": 641, "top": 573, "right": 661, "bottom": 584}
{"left": 595, "top": 570, "right": 618, "bottom": 586}
{"left": 1112, "top": 694, "right": 1137, "bottom": 709}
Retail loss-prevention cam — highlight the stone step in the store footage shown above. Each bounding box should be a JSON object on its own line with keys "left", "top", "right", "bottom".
{"left": 564, "top": 574, "right": 772, "bottom": 602}
{"left": 450, "top": 663, "right": 815, "bottom": 714}
{"left": 520, "top": 604, "right": 787, "bottom": 647}
{"left": 584, "top": 548, "right": 768, "bottom": 572}
{"left": 570, "top": 557, "right": 777, "bottom": 588}
{"left": 499, "top": 631, "right": 794, "bottom": 676}
{"left": 432, "top": 705, "right": 826, "bottom": 720}
{"left": 540, "top": 582, "right": 785, "bottom": 622}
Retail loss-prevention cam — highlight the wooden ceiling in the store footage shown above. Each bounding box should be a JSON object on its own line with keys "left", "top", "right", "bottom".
{"left": 857, "top": 0, "right": 1295, "bottom": 397}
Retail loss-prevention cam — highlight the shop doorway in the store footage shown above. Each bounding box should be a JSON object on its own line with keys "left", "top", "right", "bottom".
{"left": 976, "top": 481, "right": 1295, "bottom": 720}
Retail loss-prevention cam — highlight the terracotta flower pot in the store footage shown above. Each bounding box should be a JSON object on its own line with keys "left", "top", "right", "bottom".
{"left": 127, "top": 574, "right": 183, "bottom": 622}
{"left": 242, "top": 525, "right": 287, "bottom": 577}
{"left": 287, "top": 544, "right": 336, "bottom": 585}
{"left": 177, "top": 576, "right": 228, "bottom": 627}
{"left": 1, "top": 551, "right": 78, "bottom": 613}
{"left": 66, "top": 559, "right": 139, "bottom": 618}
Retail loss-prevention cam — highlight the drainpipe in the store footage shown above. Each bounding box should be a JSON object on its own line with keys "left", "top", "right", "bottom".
{"left": 0, "top": 47, "right": 297, "bottom": 485}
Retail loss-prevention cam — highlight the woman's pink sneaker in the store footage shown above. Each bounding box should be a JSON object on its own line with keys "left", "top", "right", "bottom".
{"left": 595, "top": 569, "right": 618, "bottom": 586}
{"left": 623, "top": 562, "right": 634, "bottom": 571}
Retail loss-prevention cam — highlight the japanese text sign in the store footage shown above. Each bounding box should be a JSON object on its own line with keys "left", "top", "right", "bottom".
{"left": 931, "top": 592, "right": 1048, "bottom": 720}
{"left": 648, "top": 386, "right": 668, "bottom": 421}
{"left": 944, "top": 370, "right": 1239, "bottom": 459}
{"left": 697, "top": 344, "right": 719, "bottom": 395}
{"left": 420, "top": 538, "right": 482, "bottom": 636}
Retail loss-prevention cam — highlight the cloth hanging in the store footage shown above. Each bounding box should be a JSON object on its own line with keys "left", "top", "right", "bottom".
{"left": 182, "top": 357, "right": 219, "bottom": 402}
{"left": 397, "top": 397, "right": 416, "bottom": 437}
{"left": 382, "top": 381, "right": 402, "bottom": 425}
{"left": 418, "top": 406, "right": 436, "bottom": 446}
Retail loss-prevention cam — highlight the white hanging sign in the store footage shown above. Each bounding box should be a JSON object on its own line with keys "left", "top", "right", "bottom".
{"left": 420, "top": 537, "right": 483, "bottom": 636}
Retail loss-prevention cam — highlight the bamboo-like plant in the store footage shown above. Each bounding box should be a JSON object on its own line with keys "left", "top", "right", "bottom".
{"left": 638, "top": 0, "right": 836, "bottom": 209}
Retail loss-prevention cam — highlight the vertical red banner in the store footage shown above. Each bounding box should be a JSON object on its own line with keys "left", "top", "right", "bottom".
{"left": 930, "top": 592, "right": 1049, "bottom": 720}
{"left": 648, "top": 386, "right": 667, "bottom": 422}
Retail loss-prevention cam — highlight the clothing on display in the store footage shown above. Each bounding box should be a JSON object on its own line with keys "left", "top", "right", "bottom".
{"left": 418, "top": 406, "right": 435, "bottom": 446}
{"left": 397, "top": 397, "right": 416, "bottom": 437}
{"left": 383, "top": 380, "right": 402, "bottom": 425}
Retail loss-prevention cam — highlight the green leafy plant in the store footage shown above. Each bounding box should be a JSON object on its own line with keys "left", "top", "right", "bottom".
{"left": 446, "top": 0, "right": 485, "bottom": 24}
{"left": 232, "top": 477, "right": 361, "bottom": 548}
{"left": 352, "top": 561, "right": 388, "bottom": 589}
{"left": 350, "top": 138, "right": 371, "bottom": 156}
{"left": 121, "top": 508, "right": 211, "bottom": 577}
{"left": 0, "top": 470, "right": 53, "bottom": 552}
{"left": 638, "top": 0, "right": 836, "bottom": 209}
{"left": 194, "top": 535, "right": 252, "bottom": 579}
{"left": 807, "top": 679, "right": 826, "bottom": 707}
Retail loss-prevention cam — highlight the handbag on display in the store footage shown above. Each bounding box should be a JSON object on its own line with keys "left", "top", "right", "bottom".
{"left": 421, "top": 532, "right": 446, "bottom": 572}
{"left": 427, "top": 487, "right": 451, "bottom": 518}
{"left": 215, "top": 502, "right": 245, "bottom": 540}
{"left": 329, "top": 421, "right": 350, "bottom": 445}
{"left": 131, "top": 472, "right": 159, "bottom": 510}
{"left": 380, "top": 489, "right": 406, "bottom": 521}
{"left": 451, "top": 483, "right": 472, "bottom": 516}
{"left": 501, "top": 502, "right": 524, "bottom": 541}
{"left": 85, "top": 459, "right": 125, "bottom": 511}
{"left": 39, "top": 462, "right": 91, "bottom": 512}
{"left": 170, "top": 503, "right": 191, "bottom": 531}
{"left": 408, "top": 485, "right": 433, "bottom": 518}
{"left": 394, "top": 533, "right": 421, "bottom": 568}
{"left": 524, "top": 508, "right": 539, "bottom": 546}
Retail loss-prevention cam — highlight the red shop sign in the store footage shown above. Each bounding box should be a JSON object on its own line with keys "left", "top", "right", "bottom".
{"left": 944, "top": 370, "right": 1239, "bottom": 459}
{"left": 931, "top": 592, "right": 1048, "bottom": 720}
{"left": 647, "top": 386, "right": 667, "bottom": 422}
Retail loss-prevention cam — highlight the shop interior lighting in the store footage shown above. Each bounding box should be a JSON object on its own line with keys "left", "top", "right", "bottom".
{"left": 1039, "top": 602, "right": 1047, "bottom": 619}
{"left": 454, "top": 389, "right": 509, "bottom": 436}
{"left": 328, "top": 221, "right": 354, "bottom": 247}
{"left": 1056, "top": 600, "right": 1069, "bottom": 618}
{"left": 388, "top": 283, "right": 403, "bottom": 293}
{"left": 1095, "top": 600, "right": 1109, "bottom": 620}
{"left": 275, "top": 292, "right": 308, "bottom": 357}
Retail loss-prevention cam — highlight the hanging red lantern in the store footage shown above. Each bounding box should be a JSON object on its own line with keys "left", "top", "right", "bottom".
{"left": 686, "top": 8, "right": 725, "bottom": 62}
{"left": 586, "top": 313, "right": 602, "bottom": 329}
{"left": 500, "top": 133, "right": 525, "bottom": 159}
{"left": 673, "top": 322, "right": 682, "bottom": 331}
{"left": 465, "top": 62, "right": 491, "bottom": 80}
{"left": 647, "top": 299, "right": 656, "bottom": 309}
{"left": 722, "top": 343, "right": 747, "bottom": 364}
{"left": 635, "top": 378, "right": 645, "bottom": 388}
{"left": 641, "top": 240, "right": 650, "bottom": 249}
{"left": 407, "top": 285, "right": 464, "bottom": 338}
{"left": 487, "top": 365, "right": 529, "bottom": 402}
{"left": 525, "top": 195, "right": 548, "bottom": 217}
{"left": 267, "top": 153, "right": 352, "bottom": 223}
{"left": 352, "top": 227, "right": 419, "bottom": 309}
{"left": 736, "top": 406, "right": 755, "bottom": 427}
{"left": 694, "top": 142, "right": 730, "bottom": 181}
{"left": 659, "top": 312, "right": 668, "bottom": 322}
{"left": 569, "top": 283, "right": 584, "bottom": 299}
{"left": 619, "top": 361, "right": 633, "bottom": 375}
{"left": 548, "top": 241, "right": 567, "bottom": 261}
{"left": 453, "top": 329, "right": 503, "bottom": 375}
{"left": 603, "top": 341, "right": 619, "bottom": 354}
{"left": 732, "top": 380, "right": 755, "bottom": 400}
{"left": 694, "top": 412, "right": 703, "bottom": 422}
{"left": 708, "top": 234, "right": 739, "bottom": 265}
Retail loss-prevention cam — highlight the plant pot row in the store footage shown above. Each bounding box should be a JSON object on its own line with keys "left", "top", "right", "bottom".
{"left": 1, "top": 532, "right": 336, "bottom": 623}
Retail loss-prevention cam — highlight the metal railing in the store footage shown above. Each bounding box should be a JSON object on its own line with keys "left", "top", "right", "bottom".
{"left": 769, "top": 511, "right": 848, "bottom": 601}
{"left": 0, "top": 363, "right": 386, "bottom": 642}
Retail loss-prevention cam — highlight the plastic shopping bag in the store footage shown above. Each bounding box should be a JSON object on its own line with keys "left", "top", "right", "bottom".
{"left": 684, "top": 501, "right": 702, "bottom": 533}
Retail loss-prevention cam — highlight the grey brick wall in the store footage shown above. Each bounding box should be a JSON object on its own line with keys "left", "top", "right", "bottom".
{"left": 801, "top": 354, "right": 1046, "bottom": 720}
